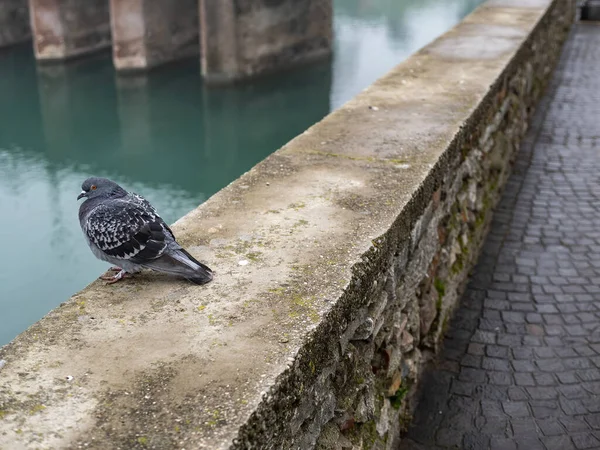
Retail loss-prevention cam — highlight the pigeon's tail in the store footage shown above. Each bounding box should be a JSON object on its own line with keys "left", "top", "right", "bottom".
{"left": 144, "top": 248, "right": 213, "bottom": 285}
{"left": 176, "top": 248, "right": 213, "bottom": 285}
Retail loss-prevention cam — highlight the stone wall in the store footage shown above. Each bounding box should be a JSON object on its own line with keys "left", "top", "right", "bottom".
{"left": 233, "top": 1, "right": 574, "bottom": 448}
{"left": 4, "top": 0, "right": 330, "bottom": 75}
{"left": 200, "top": 0, "right": 333, "bottom": 84}
{"left": 0, "top": 0, "right": 30, "bottom": 47}
{"left": 0, "top": 0, "right": 574, "bottom": 449}
{"left": 110, "top": 0, "right": 199, "bottom": 71}
{"left": 29, "top": 0, "right": 111, "bottom": 60}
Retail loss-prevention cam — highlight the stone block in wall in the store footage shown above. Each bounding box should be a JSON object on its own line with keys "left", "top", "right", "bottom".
{"left": 29, "top": 0, "right": 111, "bottom": 60}
{"left": 199, "top": 0, "right": 333, "bottom": 84}
{"left": 0, "top": 0, "right": 30, "bottom": 47}
{"left": 110, "top": 0, "right": 199, "bottom": 71}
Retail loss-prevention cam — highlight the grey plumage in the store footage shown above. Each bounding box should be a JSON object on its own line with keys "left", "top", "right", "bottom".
{"left": 77, "top": 177, "right": 213, "bottom": 285}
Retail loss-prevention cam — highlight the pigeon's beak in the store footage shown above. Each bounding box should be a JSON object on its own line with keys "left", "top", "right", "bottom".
{"left": 77, "top": 191, "right": 87, "bottom": 201}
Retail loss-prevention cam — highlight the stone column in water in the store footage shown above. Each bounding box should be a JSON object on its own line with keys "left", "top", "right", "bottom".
{"left": 199, "top": 0, "right": 333, "bottom": 84}
{"left": 29, "top": 0, "right": 111, "bottom": 60}
{"left": 0, "top": 0, "right": 30, "bottom": 47}
{"left": 110, "top": 0, "right": 199, "bottom": 72}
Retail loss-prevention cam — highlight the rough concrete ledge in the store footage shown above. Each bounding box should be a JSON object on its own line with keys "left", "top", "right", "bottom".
{"left": 0, "top": 0, "right": 574, "bottom": 449}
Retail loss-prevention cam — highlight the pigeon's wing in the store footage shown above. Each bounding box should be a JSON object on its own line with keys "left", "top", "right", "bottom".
{"left": 130, "top": 193, "right": 158, "bottom": 213}
{"left": 85, "top": 200, "right": 171, "bottom": 263}
{"left": 130, "top": 193, "right": 177, "bottom": 241}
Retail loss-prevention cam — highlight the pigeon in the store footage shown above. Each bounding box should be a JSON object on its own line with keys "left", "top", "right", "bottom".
{"left": 77, "top": 177, "right": 213, "bottom": 285}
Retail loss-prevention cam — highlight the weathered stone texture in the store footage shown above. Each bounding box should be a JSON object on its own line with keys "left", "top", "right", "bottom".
{"left": 0, "top": 0, "right": 30, "bottom": 47}
{"left": 29, "top": 0, "right": 110, "bottom": 60}
{"left": 200, "top": 0, "right": 333, "bottom": 84}
{"left": 110, "top": 0, "right": 199, "bottom": 71}
{"left": 0, "top": 0, "right": 574, "bottom": 449}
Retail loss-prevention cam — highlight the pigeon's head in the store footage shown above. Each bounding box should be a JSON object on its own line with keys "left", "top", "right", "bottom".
{"left": 77, "top": 177, "right": 127, "bottom": 201}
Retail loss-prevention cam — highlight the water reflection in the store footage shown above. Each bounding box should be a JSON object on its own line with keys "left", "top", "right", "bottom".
{"left": 331, "top": 0, "right": 486, "bottom": 108}
{"left": 0, "top": 0, "right": 485, "bottom": 345}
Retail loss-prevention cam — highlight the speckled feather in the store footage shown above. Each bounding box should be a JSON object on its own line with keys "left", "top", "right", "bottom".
{"left": 78, "top": 177, "right": 213, "bottom": 285}
{"left": 83, "top": 198, "right": 173, "bottom": 263}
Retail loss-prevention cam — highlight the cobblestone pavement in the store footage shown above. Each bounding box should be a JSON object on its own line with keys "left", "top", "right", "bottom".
{"left": 400, "top": 23, "right": 600, "bottom": 450}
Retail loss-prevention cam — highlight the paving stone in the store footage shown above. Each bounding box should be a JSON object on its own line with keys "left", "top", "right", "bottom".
{"left": 461, "top": 354, "right": 482, "bottom": 368}
{"left": 508, "top": 387, "right": 529, "bottom": 401}
{"left": 459, "top": 367, "right": 486, "bottom": 383}
{"left": 536, "top": 418, "right": 564, "bottom": 436}
{"left": 483, "top": 357, "right": 512, "bottom": 372}
{"left": 561, "top": 417, "right": 592, "bottom": 433}
{"left": 533, "top": 373, "right": 555, "bottom": 386}
{"left": 574, "top": 346, "right": 596, "bottom": 357}
{"left": 499, "top": 334, "right": 522, "bottom": 347}
{"left": 482, "top": 384, "right": 509, "bottom": 401}
{"left": 526, "top": 313, "right": 543, "bottom": 324}
{"left": 489, "top": 371, "right": 514, "bottom": 386}
{"left": 564, "top": 358, "right": 593, "bottom": 370}
{"left": 536, "top": 360, "right": 565, "bottom": 372}
{"left": 503, "top": 401, "right": 530, "bottom": 418}
{"left": 559, "top": 385, "right": 588, "bottom": 399}
{"left": 560, "top": 398, "right": 589, "bottom": 415}
{"left": 571, "top": 432, "right": 600, "bottom": 449}
{"left": 556, "top": 348, "right": 580, "bottom": 358}
{"left": 585, "top": 414, "right": 600, "bottom": 430}
{"left": 463, "top": 432, "right": 490, "bottom": 450}
{"left": 583, "top": 397, "right": 600, "bottom": 414}
{"left": 487, "top": 345, "right": 510, "bottom": 359}
{"left": 481, "top": 400, "right": 505, "bottom": 418}
{"left": 473, "top": 330, "right": 497, "bottom": 345}
{"left": 515, "top": 373, "right": 535, "bottom": 387}
{"left": 533, "top": 347, "right": 555, "bottom": 359}
{"left": 578, "top": 369, "right": 600, "bottom": 382}
{"left": 434, "top": 428, "right": 462, "bottom": 448}
{"left": 541, "top": 435, "right": 575, "bottom": 450}
{"left": 544, "top": 315, "right": 564, "bottom": 325}
{"left": 515, "top": 436, "right": 544, "bottom": 450}
{"left": 490, "top": 437, "right": 517, "bottom": 450}
{"left": 513, "top": 360, "right": 536, "bottom": 373}
{"left": 451, "top": 379, "right": 475, "bottom": 397}
{"left": 526, "top": 387, "right": 558, "bottom": 400}
{"left": 502, "top": 311, "right": 526, "bottom": 323}
{"left": 467, "top": 342, "right": 485, "bottom": 356}
{"left": 537, "top": 304, "right": 559, "bottom": 314}
{"left": 512, "top": 347, "right": 534, "bottom": 360}
{"left": 511, "top": 417, "right": 538, "bottom": 436}
{"left": 482, "top": 418, "right": 510, "bottom": 436}
{"left": 557, "top": 371, "right": 580, "bottom": 385}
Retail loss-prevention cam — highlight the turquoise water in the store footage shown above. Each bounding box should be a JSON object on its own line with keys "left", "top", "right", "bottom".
{"left": 0, "top": 0, "right": 485, "bottom": 346}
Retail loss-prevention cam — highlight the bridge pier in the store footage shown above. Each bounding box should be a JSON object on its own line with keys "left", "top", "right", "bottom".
{"left": 110, "top": 0, "right": 199, "bottom": 72}
{"left": 0, "top": 0, "right": 30, "bottom": 47}
{"left": 29, "top": 0, "right": 111, "bottom": 61}
{"left": 199, "top": 0, "right": 333, "bottom": 84}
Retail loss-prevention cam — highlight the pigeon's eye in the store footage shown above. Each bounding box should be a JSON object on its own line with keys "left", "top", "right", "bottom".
{"left": 90, "top": 185, "right": 97, "bottom": 191}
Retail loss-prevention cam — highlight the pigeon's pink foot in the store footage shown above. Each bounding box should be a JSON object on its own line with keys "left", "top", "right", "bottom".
{"left": 108, "top": 266, "right": 122, "bottom": 272}
{"left": 100, "top": 269, "right": 131, "bottom": 284}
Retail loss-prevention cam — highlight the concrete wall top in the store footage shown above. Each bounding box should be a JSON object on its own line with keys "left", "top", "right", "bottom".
{"left": 0, "top": 0, "right": 563, "bottom": 448}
